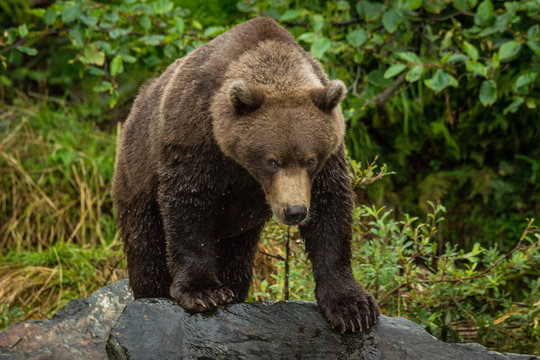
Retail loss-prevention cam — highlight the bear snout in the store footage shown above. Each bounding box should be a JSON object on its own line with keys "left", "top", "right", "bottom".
{"left": 283, "top": 204, "right": 307, "bottom": 225}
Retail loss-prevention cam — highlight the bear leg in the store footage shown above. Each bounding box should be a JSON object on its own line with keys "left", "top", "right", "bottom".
{"left": 116, "top": 196, "right": 171, "bottom": 299}
{"left": 216, "top": 226, "right": 263, "bottom": 302}
{"left": 300, "top": 148, "right": 380, "bottom": 333}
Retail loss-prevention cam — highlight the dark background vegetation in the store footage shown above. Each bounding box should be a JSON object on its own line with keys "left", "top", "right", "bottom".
{"left": 1, "top": 0, "right": 539, "bottom": 355}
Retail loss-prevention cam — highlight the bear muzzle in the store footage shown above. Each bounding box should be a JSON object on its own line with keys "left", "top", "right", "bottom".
{"left": 283, "top": 204, "right": 308, "bottom": 225}
{"left": 267, "top": 168, "right": 311, "bottom": 226}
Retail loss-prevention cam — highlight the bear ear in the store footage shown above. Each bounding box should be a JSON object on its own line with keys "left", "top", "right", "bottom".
{"left": 310, "top": 80, "right": 347, "bottom": 112}
{"left": 228, "top": 80, "right": 265, "bottom": 114}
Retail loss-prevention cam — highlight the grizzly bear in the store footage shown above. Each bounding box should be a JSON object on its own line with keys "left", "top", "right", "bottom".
{"left": 112, "top": 17, "right": 380, "bottom": 332}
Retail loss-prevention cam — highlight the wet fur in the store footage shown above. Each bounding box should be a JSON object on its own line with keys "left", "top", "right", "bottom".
{"left": 112, "top": 17, "right": 379, "bottom": 332}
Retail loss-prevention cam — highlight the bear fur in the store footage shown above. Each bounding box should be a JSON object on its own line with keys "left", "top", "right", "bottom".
{"left": 112, "top": 17, "right": 380, "bottom": 332}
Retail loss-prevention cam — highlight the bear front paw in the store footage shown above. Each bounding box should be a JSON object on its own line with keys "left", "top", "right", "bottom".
{"left": 317, "top": 284, "right": 380, "bottom": 333}
{"left": 170, "top": 286, "right": 235, "bottom": 312}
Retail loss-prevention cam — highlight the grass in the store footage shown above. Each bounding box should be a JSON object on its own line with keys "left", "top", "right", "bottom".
{"left": 0, "top": 99, "right": 538, "bottom": 355}
{"left": 0, "top": 98, "right": 125, "bottom": 326}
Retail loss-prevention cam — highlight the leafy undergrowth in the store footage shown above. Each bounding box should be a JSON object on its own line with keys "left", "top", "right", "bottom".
{"left": 0, "top": 102, "right": 538, "bottom": 355}
{"left": 255, "top": 208, "right": 539, "bottom": 355}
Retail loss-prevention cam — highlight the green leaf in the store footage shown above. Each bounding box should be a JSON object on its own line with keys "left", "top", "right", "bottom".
{"left": 16, "top": 45, "right": 37, "bottom": 56}
{"left": 81, "top": 45, "right": 105, "bottom": 66}
{"left": 446, "top": 53, "right": 468, "bottom": 63}
{"left": 384, "top": 64, "right": 407, "bottom": 78}
{"left": 498, "top": 40, "right": 521, "bottom": 61}
{"left": 310, "top": 36, "right": 331, "bottom": 59}
{"left": 382, "top": 9, "right": 401, "bottom": 33}
{"left": 527, "top": 24, "right": 540, "bottom": 41}
{"left": 141, "top": 35, "right": 165, "bottom": 46}
{"left": 336, "top": 1, "right": 350, "bottom": 10}
{"left": 491, "top": 52, "right": 500, "bottom": 69}
{"left": 440, "top": 52, "right": 452, "bottom": 64}
{"left": 144, "top": 55, "right": 161, "bottom": 67}
{"left": 109, "top": 27, "right": 132, "bottom": 39}
{"left": 280, "top": 10, "right": 302, "bottom": 21}
{"left": 406, "top": 65, "right": 424, "bottom": 82}
{"left": 122, "top": 54, "right": 137, "bottom": 63}
{"left": 93, "top": 81, "right": 112, "bottom": 92}
{"left": 153, "top": 0, "right": 173, "bottom": 14}
{"left": 110, "top": 55, "right": 123, "bottom": 76}
{"left": 103, "top": 12, "right": 119, "bottom": 23}
{"left": 86, "top": 66, "right": 105, "bottom": 76}
{"left": 139, "top": 15, "right": 151, "bottom": 30}
{"left": 424, "top": 70, "right": 458, "bottom": 93}
{"left": 298, "top": 32, "right": 316, "bottom": 43}
{"left": 479, "top": 80, "right": 497, "bottom": 106}
{"left": 44, "top": 9, "right": 56, "bottom": 25}
{"left": 396, "top": 51, "right": 421, "bottom": 63}
{"left": 514, "top": 72, "right": 538, "bottom": 90}
{"left": 310, "top": 14, "right": 324, "bottom": 32}
{"left": 356, "top": 1, "right": 383, "bottom": 21}
{"left": 204, "top": 26, "right": 225, "bottom": 37}
{"left": 109, "top": 90, "right": 119, "bottom": 108}
{"left": 5, "top": 28, "right": 17, "bottom": 44}
{"left": 30, "top": 8, "right": 45, "bottom": 18}
{"left": 404, "top": 0, "right": 423, "bottom": 11}
{"left": 79, "top": 15, "right": 98, "bottom": 28}
{"left": 62, "top": 2, "right": 82, "bottom": 23}
{"left": 173, "top": 16, "right": 185, "bottom": 34}
{"left": 463, "top": 41, "right": 478, "bottom": 61}
{"left": 18, "top": 24, "right": 28, "bottom": 38}
{"left": 465, "top": 60, "right": 488, "bottom": 77}
{"left": 368, "top": 70, "right": 393, "bottom": 88}
{"left": 476, "top": 0, "right": 493, "bottom": 22}
{"left": 236, "top": 1, "right": 253, "bottom": 12}
{"left": 503, "top": 97, "right": 524, "bottom": 115}
{"left": 0, "top": 75, "right": 13, "bottom": 87}
{"left": 69, "top": 27, "right": 83, "bottom": 46}
{"left": 453, "top": 0, "right": 470, "bottom": 11}
{"left": 346, "top": 28, "right": 367, "bottom": 48}
{"left": 526, "top": 41, "right": 540, "bottom": 57}
{"left": 191, "top": 20, "right": 202, "bottom": 30}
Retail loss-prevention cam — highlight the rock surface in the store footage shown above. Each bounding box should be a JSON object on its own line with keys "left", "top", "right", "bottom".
{"left": 0, "top": 279, "right": 132, "bottom": 360}
{"left": 0, "top": 280, "right": 537, "bottom": 360}
{"left": 107, "top": 298, "right": 537, "bottom": 360}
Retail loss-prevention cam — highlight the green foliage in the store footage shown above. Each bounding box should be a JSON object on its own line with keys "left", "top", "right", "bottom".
{"left": 254, "top": 204, "right": 540, "bottom": 354}
{"left": 0, "top": 0, "right": 226, "bottom": 112}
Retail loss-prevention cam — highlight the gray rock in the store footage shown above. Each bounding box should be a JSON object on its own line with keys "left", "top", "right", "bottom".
{"left": 107, "top": 299, "right": 537, "bottom": 360}
{"left": 0, "top": 279, "right": 132, "bottom": 360}
{"left": 1, "top": 281, "right": 536, "bottom": 360}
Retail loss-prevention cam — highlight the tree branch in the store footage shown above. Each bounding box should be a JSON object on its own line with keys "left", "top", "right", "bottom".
{"left": 369, "top": 72, "right": 407, "bottom": 107}
{"left": 258, "top": 250, "right": 285, "bottom": 261}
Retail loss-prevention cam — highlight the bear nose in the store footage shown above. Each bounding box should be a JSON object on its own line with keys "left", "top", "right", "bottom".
{"left": 284, "top": 204, "right": 307, "bottom": 225}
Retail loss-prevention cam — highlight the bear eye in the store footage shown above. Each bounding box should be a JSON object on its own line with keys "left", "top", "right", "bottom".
{"left": 268, "top": 158, "right": 279, "bottom": 168}
{"left": 307, "top": 158, "right": 317, "bottom": 167}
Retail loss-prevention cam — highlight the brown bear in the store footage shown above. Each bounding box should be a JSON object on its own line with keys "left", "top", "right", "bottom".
{"left": 112, "top": 17, "right": 380, "bottom": 332}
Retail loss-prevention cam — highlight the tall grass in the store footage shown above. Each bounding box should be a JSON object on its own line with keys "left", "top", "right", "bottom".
{"left": 0, "top": 98, "right": 125, "bottom": 326}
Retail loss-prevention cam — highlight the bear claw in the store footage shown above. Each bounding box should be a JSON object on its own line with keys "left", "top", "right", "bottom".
{"left": 171, "top": 286, "right": 235, "bottom": 312}
{"left": 317, "top": 283, "right": 380, "bottom": 333}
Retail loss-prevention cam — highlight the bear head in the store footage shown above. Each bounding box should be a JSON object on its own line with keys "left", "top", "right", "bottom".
{"left": 212, "top": 79, "right": 347, "bottom": 226}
